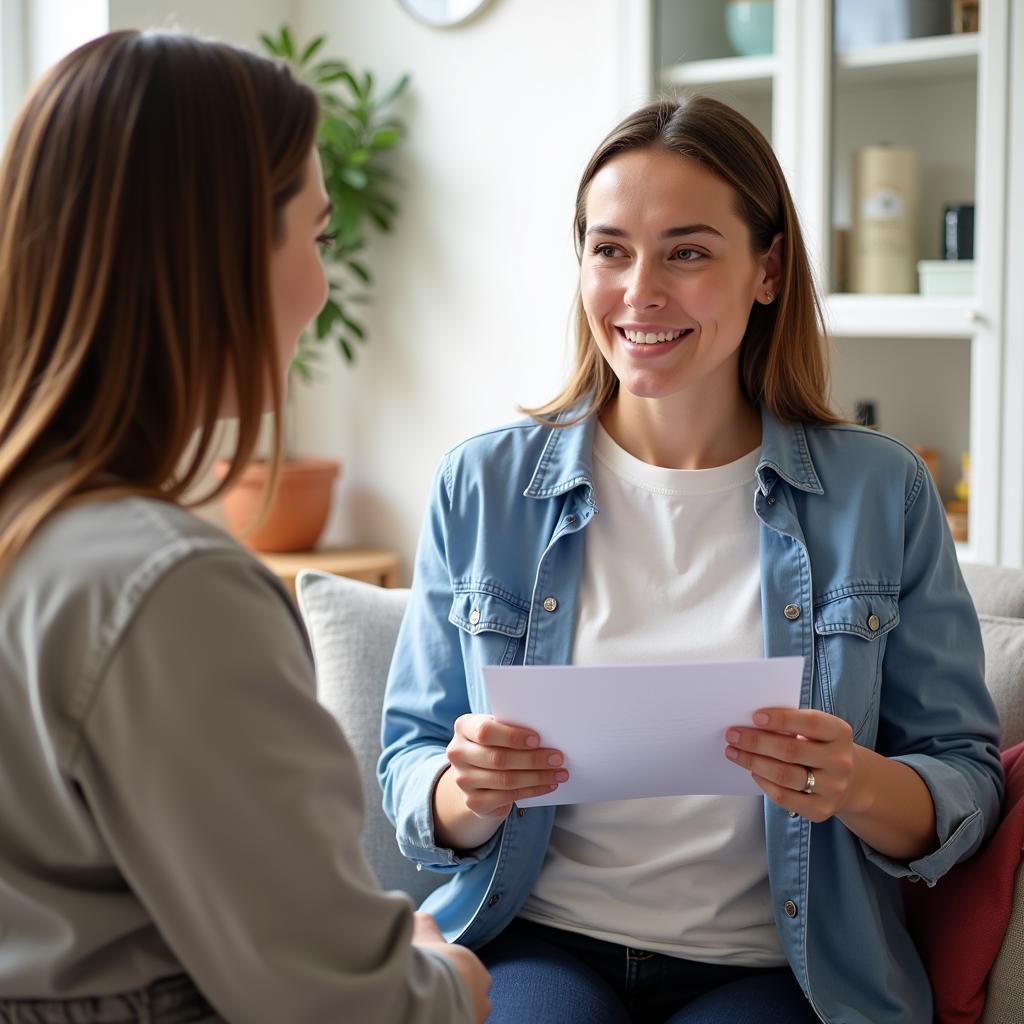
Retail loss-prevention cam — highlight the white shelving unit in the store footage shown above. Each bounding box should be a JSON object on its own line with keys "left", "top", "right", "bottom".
{"left": 824, "top": 295, "right": 980, "bottom": 339}
{"left": 643, "top": 0, "right": 1021, "bottom": 566}
{"left": 836, "top": 32, "right": 979, "bottom": 84}
{"left": 660, "top": 54, "right": 776, "bottom": 91}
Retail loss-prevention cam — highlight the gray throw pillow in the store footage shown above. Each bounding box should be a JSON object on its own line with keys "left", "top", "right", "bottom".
{"left": 296, "top": 570, "right": 443, "bottom": 905}
{"left": 978, "top": 615, "right": 1024, "bottom": 750}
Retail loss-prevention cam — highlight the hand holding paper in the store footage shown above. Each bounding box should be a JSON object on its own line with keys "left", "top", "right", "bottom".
{"left": 483, "top": 657, "right": 804, "bottom": 807}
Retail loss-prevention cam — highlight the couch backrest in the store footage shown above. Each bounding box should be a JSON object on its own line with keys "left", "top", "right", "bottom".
{"left": 298, "top": 564, "right": 1024, "bottom": 897}
{"left": 961, "top": 563, "right": 1024, "bottom": 749}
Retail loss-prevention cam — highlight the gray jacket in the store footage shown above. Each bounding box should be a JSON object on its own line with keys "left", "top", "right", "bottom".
{"left": 0, "top": 485, "right": 471, "bottom": 1024}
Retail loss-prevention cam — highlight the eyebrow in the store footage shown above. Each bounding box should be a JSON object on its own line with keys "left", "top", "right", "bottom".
{"left": 586, "top": 223, "right": 724, "bottom": 240}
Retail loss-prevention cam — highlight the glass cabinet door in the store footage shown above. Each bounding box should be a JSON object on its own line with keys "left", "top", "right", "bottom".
{"left": 825, "top": 0, "right": 994, "bottom": 557}
{"left": 654, "top": 0, "right": 775, "bottom": 144}
{"left": 829, "top": 0, "right": 979, "bottom": 298}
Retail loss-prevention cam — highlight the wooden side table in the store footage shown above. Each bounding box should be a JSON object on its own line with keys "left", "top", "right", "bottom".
{"left": 257, "top": 547, "right": 400, "bottom": 597}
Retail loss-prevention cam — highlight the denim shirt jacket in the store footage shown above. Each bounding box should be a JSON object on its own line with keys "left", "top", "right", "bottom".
{"left": 379, "top": 405, "right": 1004, "bottom": 1024}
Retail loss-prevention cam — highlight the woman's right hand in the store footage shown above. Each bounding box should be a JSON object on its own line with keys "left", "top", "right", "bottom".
{"left": 432, "top": 713, "right": 568, "bottom": 851}
{"left": 412, "top": 913, "right": 492, "bottom": 1023}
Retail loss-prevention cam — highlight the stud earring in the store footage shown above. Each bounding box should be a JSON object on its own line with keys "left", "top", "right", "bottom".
{"left": 764, "top": 289, "right": 775, "bottom": 303}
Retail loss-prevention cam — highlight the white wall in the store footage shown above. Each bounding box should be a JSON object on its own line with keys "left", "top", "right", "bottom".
{"left": 25, "top": 0, "right": 107, "bottom": 83}
{"left": 109, "top": 0, "right": 294, "bottom": 46}
{"left": 2, "top": 0, "right": 107, "bottom": 137}
{"left": 297, "top": 0, "right": 638, "bottom": 577}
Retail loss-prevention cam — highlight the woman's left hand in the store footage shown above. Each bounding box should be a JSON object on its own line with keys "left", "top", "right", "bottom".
{"left": 724, "top": 708, "right": 861, "bottom": 822}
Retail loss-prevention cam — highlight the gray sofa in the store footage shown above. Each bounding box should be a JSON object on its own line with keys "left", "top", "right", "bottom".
{"left": 297, "top": 563, "right": 1024, "bottom": 1022}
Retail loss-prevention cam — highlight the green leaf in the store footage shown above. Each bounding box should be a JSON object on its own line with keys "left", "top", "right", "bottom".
{"left": 346, "top": 260, "right": 371, "bottom": 283}
{"left": 365, "top": 165, "right": 399, "bottom": 184}
{"left": 366, "top": 193, "right": 398, "bottom": 216}
{"left": 339, "top": 339, "right": 355, "bottom": 363}
{"left": 370, "top": 127, "right": 400, "bottom": 149}
{"left": 339, "top": 70, "right": 362, "bottom": 98}
{"left": 341, "top": 314, "right": 366, "bottom": 339}
{"left": 289, "top": 357, "right": 315, "bottom": 385}
{"left": 280, "top": 25, "right": 295, "bottom": 58}
{"left": 314, "top": 69, "right": 349, "bottom": 86}
{"left": 313, "top": 60, "right": 350, "bottom": 84}
{"left": 380, "top": 72, "right": 411, "bottom": 106}
{"left": 332, "top": 204, "right": 362, "bottom": 242}
{"left": 299, "top": 34, "right": 326, "bottom": 65}
{"left": 319, "top": 116, "right": 357, "bottom": 152}
{"left": 340, "top": 167, "right": 369, "bottom": 190}
{"left": 259, "top": 32, "right": 284, "bottom": 57}
{"left": 315, "top": 298, "right": 343, "bottom": 339}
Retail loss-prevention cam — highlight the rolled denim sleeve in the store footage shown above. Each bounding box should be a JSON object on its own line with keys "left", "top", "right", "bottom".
{"left": 378, "top": 458, "right": 504, "bottom": 872}
{"left": 862, "top": 460, "right": 1004, "bottom": 885}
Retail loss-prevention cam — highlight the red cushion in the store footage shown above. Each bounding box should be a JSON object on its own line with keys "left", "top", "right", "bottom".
{"left": 902, "top": 742, "right": 1024, "bottom": 1024}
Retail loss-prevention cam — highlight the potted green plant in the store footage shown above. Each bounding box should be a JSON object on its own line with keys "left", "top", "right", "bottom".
{"left": 219, "top": 27, "right": 409, "bottom": 552}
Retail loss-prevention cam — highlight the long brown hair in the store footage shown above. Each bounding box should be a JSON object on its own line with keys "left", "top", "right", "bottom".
{"left": 0, "top": 31, "right": 318, "bottom": 567}
{"left": 524, "top": 96, "right": 840, "bottom": 427}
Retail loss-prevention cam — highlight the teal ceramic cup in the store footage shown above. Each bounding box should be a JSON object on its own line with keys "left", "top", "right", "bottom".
{"left": 725, "top": 0, "right": 774, "bottom": 57}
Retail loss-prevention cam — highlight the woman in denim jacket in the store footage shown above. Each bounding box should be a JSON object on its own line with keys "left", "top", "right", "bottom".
{"left": 380, "top": 97, "right": 1004, "bottom": 1024}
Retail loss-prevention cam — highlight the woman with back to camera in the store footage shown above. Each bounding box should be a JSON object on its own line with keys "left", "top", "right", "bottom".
{"left": 0, "top": 30, "right": 489, "bottom": 1024}
{"left": 379, "top": 96, "right": 1003, "bottom": 1023}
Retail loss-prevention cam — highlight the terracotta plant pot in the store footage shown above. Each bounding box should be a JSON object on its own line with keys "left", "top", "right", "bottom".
{"left": 215, "top": 457, "right": 340, "bottom": 553}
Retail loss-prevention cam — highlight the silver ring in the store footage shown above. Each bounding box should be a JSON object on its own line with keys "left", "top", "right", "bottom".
{"left": 802, "top": 768, "right": 816, "bottom": 795}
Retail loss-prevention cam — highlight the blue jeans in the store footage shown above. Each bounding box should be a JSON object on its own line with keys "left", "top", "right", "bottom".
{"left": 478, "top": 918, "right": 819, "bottom": 1024}
{"left": 0, "top": 975, "right": 217, "bottom": 1024}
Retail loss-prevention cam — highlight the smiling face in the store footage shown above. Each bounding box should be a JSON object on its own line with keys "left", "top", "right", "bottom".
{"left": 581, "top": 147, "right": 777, "bottom": 411}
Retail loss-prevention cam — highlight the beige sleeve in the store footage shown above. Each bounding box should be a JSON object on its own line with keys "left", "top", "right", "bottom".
{"left": 70, "top": 550, "right": 472, "bottom": 1024}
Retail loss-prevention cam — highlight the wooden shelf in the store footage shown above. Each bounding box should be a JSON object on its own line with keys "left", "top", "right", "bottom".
{"left": 257, "top": 546, "right": 400, "bottom": 597}
{"left": 660, "top": 54, "right": 775, "bottom": 96}
{"left": 824, "top": 294, "right": 980, "bottom": 339}
{"left": 836, "top": 33, "right": 979, "bottom": 86}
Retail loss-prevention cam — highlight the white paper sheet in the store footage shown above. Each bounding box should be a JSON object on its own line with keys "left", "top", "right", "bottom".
{"left": 483, "top": 657, "right": 804, "bottom": 806}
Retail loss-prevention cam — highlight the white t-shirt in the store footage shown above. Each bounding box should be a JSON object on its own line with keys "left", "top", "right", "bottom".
{"left": 520, "top": 423, "right": 786, "bottom": 967}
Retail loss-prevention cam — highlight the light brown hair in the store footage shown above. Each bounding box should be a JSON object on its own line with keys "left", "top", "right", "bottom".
{"left": 524, "top": 96, "right": 840, "bottom": 427}
{"left": 0, "top": 30, "right": 318, "bottom": 566}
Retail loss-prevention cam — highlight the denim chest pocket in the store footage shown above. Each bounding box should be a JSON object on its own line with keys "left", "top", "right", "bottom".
{"left": 813, "top": 592, "right": 899, "bottom": 741}
{"left": 449, "top": 585, "right": 529, "bottom": 667}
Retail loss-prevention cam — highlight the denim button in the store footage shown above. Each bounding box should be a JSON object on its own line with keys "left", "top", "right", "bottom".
{"left": 487, "top": 893, "right": 501, "bottom": 907}
{"left": 867, "top": 613, "right": 880, "bottom": 632}
{"left": 543, "top": 597, "right": 558, "bottom": 613}
{"left": 469, "top": 608, "right": 481, "bottom": 625}
{"left": 783, "top": 899, "right": 798, "bottom": 918}
{"left": 789, "top": 809, "right": 799, "bottom": 818}
{"left": 783, "top": 604, "right": 801, "bottom": 621}
{"left": 565, "top": 515, "right": 576, "bottom": 526}
{"left": 767, "top": 495, "right": 776, "bottom": 505}
{"left": 517, "top": 808, "right": 526, "bottom": 817}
